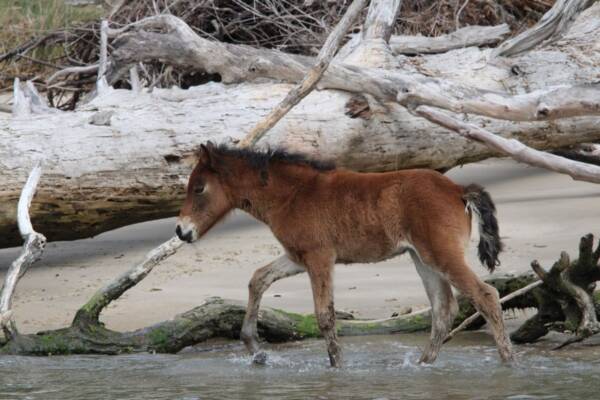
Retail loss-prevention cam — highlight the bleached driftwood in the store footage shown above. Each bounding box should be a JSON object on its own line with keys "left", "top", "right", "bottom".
{"left": 129, "top": 65, "right": 141, "bottom": 93}
{"left": 493, "top": 0, "right": 596, "bottom": 58}
{"left": 238, "top": 0, "right": 369, "bottom": 147}
{"left": 11, "top": 79, "right": 59, "bottom": 116}
{"left": 47, "top": 64, "right": 100, "bottom": 85}
{"left": 106, "top": 10, "right": 600, "bottom": 123}
{"left": 73, "top": 236, "right": 183, "bottom": 326}
{"left": 415, "top": 106, "right": 600, "bottom": 184}
{"left": 444, "top": 280, "right": 543, "bottom": 343}
{"left": 398, "top": 82, "right": 600, "bottom": 121}
{"left": 96, "top": 20, "right": 110, "bottom": 95}
{"left": 390, "top": 24, "right": 510, "bottom": 55}
{"left": 0, "top": 164, "right": 46, "bottom": 339}
{"left": 341, "top": 0, "right": 401, "bottom": 68}
{"left": 11, "top": 78, "right": 29, "bottom": 117}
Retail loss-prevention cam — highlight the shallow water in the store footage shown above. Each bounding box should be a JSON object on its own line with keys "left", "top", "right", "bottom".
{"left": 1, "top": 334, "right": 599, "bottom": 400}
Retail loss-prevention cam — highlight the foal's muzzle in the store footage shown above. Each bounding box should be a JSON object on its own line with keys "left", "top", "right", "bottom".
{"left": 175, "top": 219, "right": 197, "bottom": 243}
{"left": 175, "top": 225, "right": 193, "bottom": 243}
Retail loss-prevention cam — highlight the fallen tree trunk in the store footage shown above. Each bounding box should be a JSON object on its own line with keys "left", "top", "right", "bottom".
{"left": 2, "top": 83, "right": 599, "bottom": 248}
{"left": 1, "top": 4, "right": 599, "bottom": 248}
{"left": 0, "top": 273, "right": 536, "bottom": 356}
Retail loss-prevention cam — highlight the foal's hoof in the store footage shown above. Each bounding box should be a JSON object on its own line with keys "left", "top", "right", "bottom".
{"left": 418, "top": 353, "right": 436, "bottom": 365}
{"left": 252, "top": 351, "right": 268, "bottom": 365}
{"left": 500, "top": 352, "right": 516, "bottom": 365}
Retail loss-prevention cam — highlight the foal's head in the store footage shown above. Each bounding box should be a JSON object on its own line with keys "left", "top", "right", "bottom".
{"left": 175, "top": 142, "right": 334, "bottom": 243}
{"left": 175, "top": 143, "right": 233, "bottom": 243}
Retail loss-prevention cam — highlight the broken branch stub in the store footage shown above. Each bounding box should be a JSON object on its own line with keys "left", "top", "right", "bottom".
{"left": 96, "top": 20, "right": 110, "bottom": 94}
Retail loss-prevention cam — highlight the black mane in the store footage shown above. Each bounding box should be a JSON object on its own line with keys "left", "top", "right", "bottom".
{"left": 211, "top": 143, "right": 336, "bottom": 171}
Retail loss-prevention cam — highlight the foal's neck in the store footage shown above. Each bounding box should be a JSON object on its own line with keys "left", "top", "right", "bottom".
{"left": 234, "top": 163, "right": 319, "bottom": 224}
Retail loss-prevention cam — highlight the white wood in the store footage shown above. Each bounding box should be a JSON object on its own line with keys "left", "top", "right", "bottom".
{"left": 0, "top": 165, "right": 46, "bottom": 337}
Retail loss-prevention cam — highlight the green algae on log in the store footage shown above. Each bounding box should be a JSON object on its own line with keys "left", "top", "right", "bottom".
{"left": 0, "top": 272, "right": 533, "bottom": 356}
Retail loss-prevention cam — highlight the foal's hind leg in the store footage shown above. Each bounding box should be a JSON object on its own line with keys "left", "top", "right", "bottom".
{"left": 445, "top": 259, "right": 514, "bottom": 363}
{"left": 241, "top": 255, "right": 305, "bottom": 363}
{"left": 410, "top": 251, "right": 458, "bottom": 364}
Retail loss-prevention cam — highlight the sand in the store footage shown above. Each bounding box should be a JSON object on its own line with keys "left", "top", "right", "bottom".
{"left": 1, "top": 158, "right": 599, "bottom": 334}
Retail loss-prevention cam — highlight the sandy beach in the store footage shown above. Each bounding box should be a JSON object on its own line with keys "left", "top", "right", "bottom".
{"left": 1, "top": 158, "right": 599, "bottom": 334}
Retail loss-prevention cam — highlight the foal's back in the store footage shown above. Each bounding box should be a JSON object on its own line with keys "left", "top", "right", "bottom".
{"left": 275, "top": 168, "right": 471, "bottom": 265}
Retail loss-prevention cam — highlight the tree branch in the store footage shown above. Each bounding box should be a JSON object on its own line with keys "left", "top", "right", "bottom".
{"left": 0, "top": 164, "right": 46, "bottom": 339}
{"left": 390, "top": 24, "right": 510, "bottom": 55}
{"left": 444, "top": 280, "right": 543, "bottom": 343}
{"left": 493, "top": 0, "right": 596, "bottom": 58}
{"left": 414, "top": 106, "right": 600, "bottom": 184}
{"left": 47, "top": 64, "right": 100, "bottom": 85}
{"left": 107, "top": 12, "right": 600, "bottom": 123}
{"left": 73, "top": 236, "right": 183, "bottom": 326}
{"left": 398, "top": 82, "right": 600, "bottom": 121}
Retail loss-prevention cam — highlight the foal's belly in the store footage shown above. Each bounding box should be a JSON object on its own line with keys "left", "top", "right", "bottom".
{"left": 334, "top": 232, "right": 409, "bottom": 264}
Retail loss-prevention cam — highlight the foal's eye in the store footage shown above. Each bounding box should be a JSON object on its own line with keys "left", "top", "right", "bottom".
{"left": 194, "top": 185, "right": 205, "bottom": 195}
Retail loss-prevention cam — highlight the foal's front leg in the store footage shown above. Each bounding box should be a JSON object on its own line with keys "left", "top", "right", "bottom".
{"left": 305, "top": 253, "right": 342, "bottom": 367}
{"left": 241, "top": 255, "right": 305, "bottom": 363}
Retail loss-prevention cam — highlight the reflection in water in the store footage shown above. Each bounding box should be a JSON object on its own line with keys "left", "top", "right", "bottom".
{"left": 1, "top": 334, "right": 599, "bottom": 400}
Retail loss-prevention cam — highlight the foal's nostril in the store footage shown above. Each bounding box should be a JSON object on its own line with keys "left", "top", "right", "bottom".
{"left": 181, "top": 231, "right": 193, "bottom": 243}
{"left": 175, "top": 225, "right": 193, "bottom": 243}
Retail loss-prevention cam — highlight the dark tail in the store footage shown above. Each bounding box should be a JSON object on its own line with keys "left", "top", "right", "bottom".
{"left": 462, "top": 184, "right": 503, "bottom": 273}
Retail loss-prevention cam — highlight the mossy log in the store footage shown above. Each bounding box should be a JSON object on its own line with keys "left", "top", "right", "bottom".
{"left": 0, "top": 298, "right": 432, "bottom": 356}
{"left": 2, "top": 236, "right": 597, "bottom": 356}
{"left": 0, "top": 274, "right": 533, "bottom": 356}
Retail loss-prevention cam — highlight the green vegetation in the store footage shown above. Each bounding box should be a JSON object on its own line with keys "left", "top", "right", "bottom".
{"left": 36, "top": 331, "right": 71, "bottom": 355}
{"left": 0, "top": 0, "right": 101, "bottom": 35}
{"left": 0, "top": 0, "right": 103, "bottom": 87}
{"left": 148, "top": 326, "right": 172, "bottom": 351}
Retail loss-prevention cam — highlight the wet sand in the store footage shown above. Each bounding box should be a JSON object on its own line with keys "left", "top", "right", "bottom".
{"left": 0, "top": 158, "right": 599, "bottom": 333}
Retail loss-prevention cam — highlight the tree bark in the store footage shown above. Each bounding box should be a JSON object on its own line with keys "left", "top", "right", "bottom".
{"left": 0, "top": 4, "right": 599, "bottom": 248}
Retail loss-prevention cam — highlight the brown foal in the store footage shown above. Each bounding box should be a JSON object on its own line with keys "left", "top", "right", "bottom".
{"left": 176, "top": 142, "right": 514, "bottom": 367}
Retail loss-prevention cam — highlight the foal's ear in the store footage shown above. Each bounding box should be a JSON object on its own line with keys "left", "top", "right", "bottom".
{"left": 199, "top": 142, "right": 217, "bottom": 170}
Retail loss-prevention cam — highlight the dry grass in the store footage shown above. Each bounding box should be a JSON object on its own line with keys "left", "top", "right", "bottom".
{"left": 0, "top": 0, "right": 102, "bottom": 90}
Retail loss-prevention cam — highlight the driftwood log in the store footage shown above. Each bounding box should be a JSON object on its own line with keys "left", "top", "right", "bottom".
{"left": 1, "top": 1, "right": 599, "bottom": 248}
